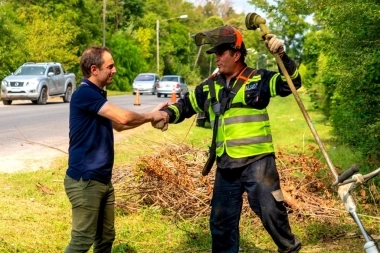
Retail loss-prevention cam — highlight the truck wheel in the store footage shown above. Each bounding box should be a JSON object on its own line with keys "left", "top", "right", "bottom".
{"left": 63, "top": 85, "right": 72, "bottom": 103}
{"left": 2, "top": 100, "right": 12, "bottom": 105}
{"left": 37, "top": 87, "right": 48, "bottom": 105}
{"left": 31, "top": 100, "right": 37, "bottom": 104}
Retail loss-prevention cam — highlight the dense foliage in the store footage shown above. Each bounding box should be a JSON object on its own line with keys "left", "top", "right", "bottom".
{"left": 301, "top": 0, "right": 380, "bottom": 166}
{"left": 0, "top": 0, "right": 378, "bottom": 166}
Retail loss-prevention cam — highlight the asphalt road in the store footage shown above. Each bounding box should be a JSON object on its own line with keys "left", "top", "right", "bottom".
{"left": 0, "top": 94, "right": 173, "bottom": 173}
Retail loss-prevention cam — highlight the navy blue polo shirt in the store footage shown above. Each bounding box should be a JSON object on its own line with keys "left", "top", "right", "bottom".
{"left": 66, "top": 78, "right": 114, "bottom": 184}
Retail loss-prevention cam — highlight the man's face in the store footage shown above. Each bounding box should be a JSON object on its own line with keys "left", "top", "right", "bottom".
{"left": 92, "top": 51, "right": 117, "bottom": 86}
{"left": 215, "top": 49, "right": 239, "bottom": 76}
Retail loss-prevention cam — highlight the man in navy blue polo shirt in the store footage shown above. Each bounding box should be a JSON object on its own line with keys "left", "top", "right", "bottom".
{"left": 64, "top": 46, "right": 169, "bottom": 253}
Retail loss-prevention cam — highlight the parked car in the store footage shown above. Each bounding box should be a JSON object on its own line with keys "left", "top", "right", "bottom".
{"left": 132, "top": 73, "right": 160, "bottom": 95}
{"left": 157, "top": 75, "right": 188, "bottom": 98}
{"left": 1, "top": 62, "right": 76, "bottom": 105}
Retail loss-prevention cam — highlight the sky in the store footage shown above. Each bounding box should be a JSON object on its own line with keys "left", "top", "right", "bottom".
{"left": 188, "top": 0, "right": 266, "bottom": 15}
{"left": 230, "top": 0, "right": 259, "bottom": 14}
{"left": 188, "top": 1, "right": 313, "bottom": 24}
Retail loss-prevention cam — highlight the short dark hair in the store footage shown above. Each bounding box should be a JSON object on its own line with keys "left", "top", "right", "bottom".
{"left": 227, "top": 48, "right": 246, "bottom": 63}
{"left": 80, "top": 46, "right": 111, "bottom": 78}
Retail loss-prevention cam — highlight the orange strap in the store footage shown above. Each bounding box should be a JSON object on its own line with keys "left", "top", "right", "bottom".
{"left": 236, "top": 67, "right": 256, "bottom": 83}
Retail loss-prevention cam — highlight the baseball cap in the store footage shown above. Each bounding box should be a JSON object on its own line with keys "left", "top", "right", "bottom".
{"left": 194, "top": 25, "right": 246, "bottom": 55}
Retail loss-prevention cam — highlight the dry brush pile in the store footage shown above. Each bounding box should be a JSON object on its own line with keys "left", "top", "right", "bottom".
{"left": 114, "top": 143, "right": 380, "bottom": 221}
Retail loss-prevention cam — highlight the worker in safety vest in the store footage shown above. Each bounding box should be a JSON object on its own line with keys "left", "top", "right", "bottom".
{"left": 155, "top": 25, "right": 302, "bottom": 253}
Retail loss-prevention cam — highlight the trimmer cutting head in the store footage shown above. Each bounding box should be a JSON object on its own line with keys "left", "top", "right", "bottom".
{"left": 245, "top": 12, "right": 267, "bottom": 30}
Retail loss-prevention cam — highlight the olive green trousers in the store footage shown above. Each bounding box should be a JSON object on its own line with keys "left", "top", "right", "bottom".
{"left": 64, "top": 175, "right": 115, "bottom": 253}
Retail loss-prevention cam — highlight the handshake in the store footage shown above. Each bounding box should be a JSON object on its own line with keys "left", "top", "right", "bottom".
{"left": 152, "top": 116, "right": 169, "bottom": 131}
{"left": 150, "top": 102, "right": 170, "bottom": 131}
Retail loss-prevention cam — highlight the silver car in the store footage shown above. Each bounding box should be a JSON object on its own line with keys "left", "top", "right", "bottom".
{"left": 132, "top": 73, "right": 160, "bottom": 95}
{"left": 157, "top": 75, "right": 188, "bottom": 98}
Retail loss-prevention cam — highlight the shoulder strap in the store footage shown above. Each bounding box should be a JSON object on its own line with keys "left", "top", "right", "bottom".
{"left": 231, "top": 67, "right": 256, "bottom": 95}
{"left": 219, "top": 67, "right": 256, "bottom": 115}
{"left": 208, "top": 78, "right": 217, "bottom": 101}
{"left": 206, "top": 78, "right": 220, "bottom": 116}
{"left": 206, "top": 77, "right": 219, "bottom": 163}
{"left": 204, "top": 67, "right": 256, "bottom": 167}
{"left": 205, "top": 67, "right": 256, "bottom": 115}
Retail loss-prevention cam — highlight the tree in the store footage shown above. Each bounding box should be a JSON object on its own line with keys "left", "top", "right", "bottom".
{"left": 106, "top": 0, "right": 145, "bottom": 32}
{"left": 247, "top": 0, "right": 311, "bottom": 63}
{"left": 21, "top": 5, "right": 80, "bottom": 68}
{"left": 0, "top": 3, "right": 25, "bottom": 78}
{"left": 302, "top": 0, "right": 380, "bottom": 165}
{"left": 5, "top": 0, "right": 105, "bottom": 74}
{"left": 107, "top": 32, "right": 148, "bottom": 91}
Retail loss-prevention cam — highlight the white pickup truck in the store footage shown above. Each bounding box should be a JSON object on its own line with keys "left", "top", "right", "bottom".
{"left": 1, "top": 62, "right": 76, "bottom": 105}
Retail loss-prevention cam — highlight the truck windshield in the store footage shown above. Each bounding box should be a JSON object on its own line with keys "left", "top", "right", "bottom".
{"left": 14, "top": 66, "right": 46, "bottom": 76}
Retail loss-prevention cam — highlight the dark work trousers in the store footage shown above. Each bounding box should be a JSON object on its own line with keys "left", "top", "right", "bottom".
{"left": 210, "top": 155, "right": 301, "bottom": 253}
{"left": 64, "top": 175, "right": 115, "bottom": 253}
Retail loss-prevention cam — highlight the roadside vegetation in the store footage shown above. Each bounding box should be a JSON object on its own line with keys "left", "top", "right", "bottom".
{"left": 1, "top": 90, "right": 378, "bottom": 253}
{"left": 0, "top": 0, "right": 378, "bottom": 170}
{"left": 0, "top": 1, "right": 378, "bottom": 251}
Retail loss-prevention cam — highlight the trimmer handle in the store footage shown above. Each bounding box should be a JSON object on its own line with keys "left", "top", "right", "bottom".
{"left": 332, "top": 164, "right": 359, "bottom": 186}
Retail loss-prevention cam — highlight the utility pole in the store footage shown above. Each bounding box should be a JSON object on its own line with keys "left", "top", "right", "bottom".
{"left": 102, "top": 0, "right": 106, "bottom": 46}
{"left": 102, "top": 0, "right": 107, "bottom": 91}
{"left": 156, "top": 15, "right": 188, "bottom": 73}
{"left": 193, "top": 45, "right": 203, "bottom": 69}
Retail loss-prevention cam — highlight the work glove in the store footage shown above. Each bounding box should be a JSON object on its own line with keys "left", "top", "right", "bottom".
{"left": 150, "top": 102, "right": 169, "bottom": 131}
{"left": 151, "top": 112, "right": 169, "bottom": 132}
{"left": 265, "top": 34, "right": 284, "bottom": 57}
{"left": 161, "top": 122, "right": 168, "bottom": 131}
{"left": 152, "top": 119, "right": 169, "bottom": 131}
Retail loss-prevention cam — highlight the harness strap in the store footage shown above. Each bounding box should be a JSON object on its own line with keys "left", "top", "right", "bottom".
{"left": 208, "top": 66, "right": 257, "bottom": 147}
{"left": 219, "top": 67, "right": 256, "bottom": 115}
{"left": 202, "top": 66, "right": 257, "bottom": 175}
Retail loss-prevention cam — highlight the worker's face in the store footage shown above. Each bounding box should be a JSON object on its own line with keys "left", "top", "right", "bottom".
{"left": 215, "top": 49, "right": 241, "bottom": 76}
{"left": 92, "top": 51, "right": 117, "bottom": 86}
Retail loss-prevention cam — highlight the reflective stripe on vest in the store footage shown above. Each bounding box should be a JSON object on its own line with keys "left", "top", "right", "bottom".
{"left": 208, "top": 80, "right": 274, "bottom": 158}
{"left": 216, "top": 135, "right": 273, "bottom": 147}
{"left": 211, "top": 114, "right": 270, "bottom": 126}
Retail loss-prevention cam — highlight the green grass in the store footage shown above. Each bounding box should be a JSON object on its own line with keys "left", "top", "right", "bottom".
{"left": 107, "top": 90, "right": 130, "bottom": 96}
{"left": 0, "top": 89, "right": 378, "bottom": 253}
{"left": 0, "top": 167, "right": 70, "bottom": 252}
{"left": 268, "top": 88, "right": 365, "bottom": 173}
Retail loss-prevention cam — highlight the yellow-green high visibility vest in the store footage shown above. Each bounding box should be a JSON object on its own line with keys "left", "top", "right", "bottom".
{"left": 208, "top": 79, "right": 274, "bottom": 158}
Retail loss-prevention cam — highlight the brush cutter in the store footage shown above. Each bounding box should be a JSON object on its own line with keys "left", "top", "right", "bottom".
{"left": 245, "top": 12, "right": 380, "bottom": 252}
